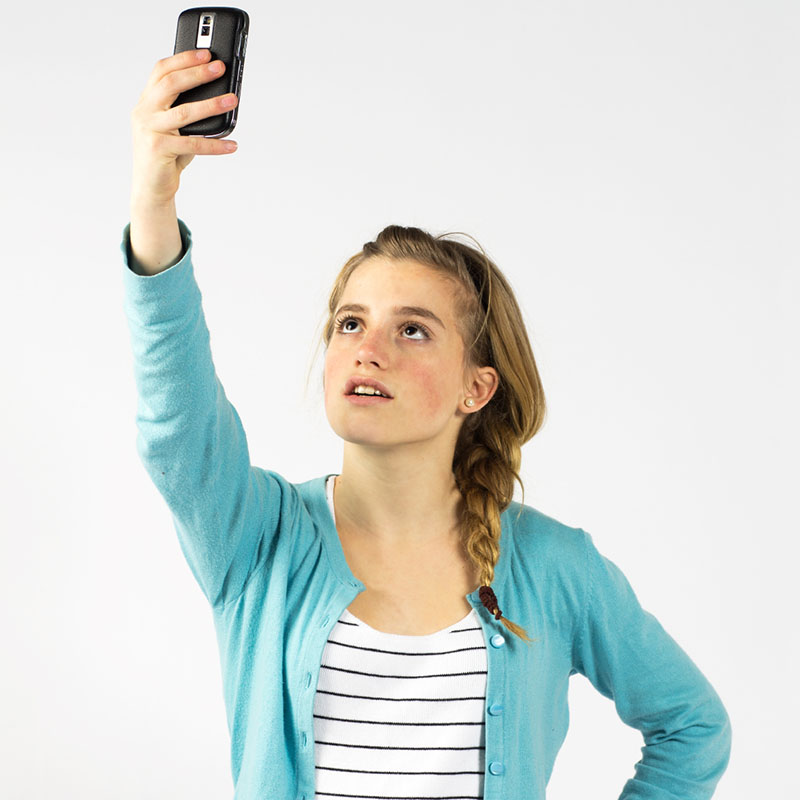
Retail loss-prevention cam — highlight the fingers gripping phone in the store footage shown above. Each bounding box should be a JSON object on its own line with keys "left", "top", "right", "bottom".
{"left": 171, "top": 7, "right": 249, "bottom": 137}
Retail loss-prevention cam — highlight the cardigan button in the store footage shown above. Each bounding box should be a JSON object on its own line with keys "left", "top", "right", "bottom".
{"left": 489, "top": 761, "right": 505, "bottom": 775}
{"left": 488, "top": 703, "right": 504, "bottom": 716}
{"left": 490, "top": 633, "right": 506, "bottom": 648}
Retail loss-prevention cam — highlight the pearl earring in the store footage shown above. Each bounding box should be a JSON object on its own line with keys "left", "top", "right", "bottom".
{"left": 465, "top": 398, "right": 475, "bottom": 407}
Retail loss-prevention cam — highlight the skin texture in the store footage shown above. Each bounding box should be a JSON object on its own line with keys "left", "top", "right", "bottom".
{"left": 323, "top": 256, "right": 498, "bottom": 557}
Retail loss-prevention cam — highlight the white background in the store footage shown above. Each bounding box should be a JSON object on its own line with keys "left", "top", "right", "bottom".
{"left": 1, "top": 1, "right": 796, "bottom": 798}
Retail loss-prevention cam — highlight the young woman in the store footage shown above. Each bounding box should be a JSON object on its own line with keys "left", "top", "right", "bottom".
{"left": 123, "top": 49, "right": 732, "bottom": 800}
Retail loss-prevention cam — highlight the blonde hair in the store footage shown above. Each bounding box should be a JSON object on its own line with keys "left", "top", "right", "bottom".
{"left": 310, "top": 224, "right": 546, "bottom": 643}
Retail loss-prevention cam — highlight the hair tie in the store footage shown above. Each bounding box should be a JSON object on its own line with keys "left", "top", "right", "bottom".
{"left": 479, "top": 585, "right": 503, "bottom": 620}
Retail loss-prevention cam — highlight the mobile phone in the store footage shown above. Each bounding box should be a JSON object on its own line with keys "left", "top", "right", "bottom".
{"left": 171, "top": 7, "right": 249, "bottom": 138}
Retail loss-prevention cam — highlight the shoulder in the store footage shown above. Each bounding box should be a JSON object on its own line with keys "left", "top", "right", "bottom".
{"left": 502, "top": 500, "right": 589, "bottom": 566}
{"left": 500, "top": 500, "right": 592, "bottom": 600}
{"left": 498, "top": 500, "right": 592, "bottom": 638}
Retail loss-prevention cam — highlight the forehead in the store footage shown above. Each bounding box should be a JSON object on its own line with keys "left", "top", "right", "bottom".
{"left": 342, "top": 257, "right": 456, "bottom": 303}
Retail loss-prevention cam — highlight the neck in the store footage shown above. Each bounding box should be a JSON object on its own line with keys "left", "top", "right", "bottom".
{"left": 334, "top": 445, "right": 463, "bottom": 550}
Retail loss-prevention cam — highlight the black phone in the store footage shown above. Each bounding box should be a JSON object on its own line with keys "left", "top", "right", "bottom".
{"left": 171, "top": 7, "right": 249, "bottom": 138}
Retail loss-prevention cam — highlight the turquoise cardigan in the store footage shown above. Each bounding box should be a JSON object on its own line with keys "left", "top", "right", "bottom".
{"left": 120, "top": 219, "right": 732, "bottom": 799}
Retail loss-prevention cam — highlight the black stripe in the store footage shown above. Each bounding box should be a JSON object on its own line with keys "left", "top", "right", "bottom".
{"left": 319, "top": 665, "right": 488, "bottom": 679}
{"left": 316, "top": 792, "right": 481, "bottom": 800}
{"left": 317, "top": 765, "right": 483, "bottom": 775}
{"left": 314, "top": 714, "right": 483, "bottom": 726}
{"left": 325, "top": 639, "right": 486, "bottom": 656}
{"left": 315, "top": 740, "right": 485, "bottom": 751}
{"left": 316, "top": 689, "right": 485, "bottom": 703}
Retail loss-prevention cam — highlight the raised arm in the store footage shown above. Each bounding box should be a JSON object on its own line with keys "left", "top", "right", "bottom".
{"left": 121, "top": 50, "right": 281, "bottom": 609}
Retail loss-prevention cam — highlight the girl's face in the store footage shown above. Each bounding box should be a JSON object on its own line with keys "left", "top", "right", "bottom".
{"left": 324, "top": 257, "right": 475, "bottom": 450}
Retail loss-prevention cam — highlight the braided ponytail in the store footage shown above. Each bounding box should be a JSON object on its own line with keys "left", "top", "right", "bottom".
{"left": 456, "top": 406, "right": 536, "bottom": 645}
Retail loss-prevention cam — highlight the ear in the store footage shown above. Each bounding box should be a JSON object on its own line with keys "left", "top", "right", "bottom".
{"left": 463, "top": 365, "right": 499, "bottom": 411}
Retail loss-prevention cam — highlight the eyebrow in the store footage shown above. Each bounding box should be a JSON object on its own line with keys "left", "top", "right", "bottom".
{"left": 334, "top": 303, "right": 446, "bottom": 330}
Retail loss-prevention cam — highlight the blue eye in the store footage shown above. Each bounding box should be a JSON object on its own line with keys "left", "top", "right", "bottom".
{"left": 333, "top": 314, "right": 431, "bottom": 340}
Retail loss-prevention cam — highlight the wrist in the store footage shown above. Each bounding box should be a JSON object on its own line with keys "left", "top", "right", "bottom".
{"left": 130, "top": 192, "right": 177, "bottom": 216}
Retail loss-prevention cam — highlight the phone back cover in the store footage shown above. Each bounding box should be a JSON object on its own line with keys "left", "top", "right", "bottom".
{"left": 172, "top": 7, "right": 249, "bottom": 137}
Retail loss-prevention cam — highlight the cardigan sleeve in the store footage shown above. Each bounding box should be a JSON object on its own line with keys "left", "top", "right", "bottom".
{"left": 120, "top": 219, "right": 284, "bottom": 610}
{"left": 571, "top": 529, "right": 732, "bottom": 800}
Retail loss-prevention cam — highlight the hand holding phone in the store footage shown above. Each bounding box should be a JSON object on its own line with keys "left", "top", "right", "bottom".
{"left": 130, "top": 49, "right": 239, "bottom": 210}
{"left": 127, "top": 8, "right": 249, "bottom": 273}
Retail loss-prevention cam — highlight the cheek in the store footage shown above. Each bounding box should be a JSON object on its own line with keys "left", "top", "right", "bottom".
{"left": 323, "top": 355, "right": 338, "bottom": 401}
{"left": 409, "top": 365, "right": 449, "bottom": 416}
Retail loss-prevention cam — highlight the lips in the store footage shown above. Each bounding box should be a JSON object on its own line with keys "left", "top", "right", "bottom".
{"left": 343, "top": 376, "right": 394, "bottom": 398}
{"left": 346, "top": 393, "right": 392, "bottom": 405}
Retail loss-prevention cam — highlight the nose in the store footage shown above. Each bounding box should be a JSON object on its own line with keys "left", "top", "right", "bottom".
{"left": 355, "top": 325, "right": 389, "bottom": 367}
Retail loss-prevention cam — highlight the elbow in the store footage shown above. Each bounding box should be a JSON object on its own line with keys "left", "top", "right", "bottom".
{"left": 695, "top": 696, "right": 733, "bottom": 783}
{"left": 715, "top": 702, "right": 733, "bottom": 773}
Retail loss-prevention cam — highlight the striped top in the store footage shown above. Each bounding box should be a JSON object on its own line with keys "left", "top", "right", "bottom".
{"left": 313, "top": 474, "right": 488, "bottom": 800}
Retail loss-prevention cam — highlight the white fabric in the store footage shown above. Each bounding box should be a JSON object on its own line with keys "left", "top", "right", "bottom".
{"left": 313, "top": 474, "right": 488, "bottom": 799}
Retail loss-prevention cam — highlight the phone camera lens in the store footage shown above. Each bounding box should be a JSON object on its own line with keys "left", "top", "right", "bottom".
{"left": 201, "top": 26, "right": 211, "bottom": 35}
